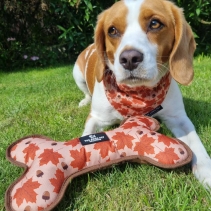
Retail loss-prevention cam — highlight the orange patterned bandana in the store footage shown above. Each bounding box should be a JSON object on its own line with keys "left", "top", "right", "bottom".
{"left": 103, "top": 70, "right": 171, "bottom": 117}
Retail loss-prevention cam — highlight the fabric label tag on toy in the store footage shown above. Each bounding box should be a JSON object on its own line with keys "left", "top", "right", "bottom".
{"left": 145, "top": 105, "right": 163, "bottom": 116}
{"left": 79, "top": 133, "right": 110, "bottom": 145}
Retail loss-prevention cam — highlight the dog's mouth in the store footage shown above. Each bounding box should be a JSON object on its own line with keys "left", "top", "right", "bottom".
{"left": 128, "top": 75, "right": 146, "bottom": 81}
{"left": 121, "top": 75, "right": 151, "bottom": 85}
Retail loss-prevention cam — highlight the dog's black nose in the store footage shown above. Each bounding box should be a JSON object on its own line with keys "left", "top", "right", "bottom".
{"left": 119, "top": 50, "right": 143, "bottom": 71}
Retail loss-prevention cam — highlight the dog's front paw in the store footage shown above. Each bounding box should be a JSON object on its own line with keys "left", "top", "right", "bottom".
{"left": 78, "top": 95, "right": 91, "bottom": 107}
{"left": 193, "top": 161, "right": 211, "bottom": 190}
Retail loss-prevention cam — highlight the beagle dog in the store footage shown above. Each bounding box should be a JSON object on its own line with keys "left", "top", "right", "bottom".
{"left": 73, "top": 0, "right": 211, "bottom": 188}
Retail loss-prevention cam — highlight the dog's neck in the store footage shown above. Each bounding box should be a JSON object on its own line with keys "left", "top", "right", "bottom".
{"left": 103, "top": 70, "right": 171, "bottom": 118}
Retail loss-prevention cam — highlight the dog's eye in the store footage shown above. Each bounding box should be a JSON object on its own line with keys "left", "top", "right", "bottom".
{"left": 149, "top": 19, "right": 163, "bottom": 30}
{"left": 108, "top": 26, "right": 119, "bottom": 37}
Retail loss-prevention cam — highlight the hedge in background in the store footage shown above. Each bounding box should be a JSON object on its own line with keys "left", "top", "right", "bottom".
{"left": 0, "top": 0, "right": 116, "bottom": 70}
{"left": 0, "top": 0, "right": 210, "bottom": 71}
{"left": 176, "top": 0, "right": 211, "bottom": 53}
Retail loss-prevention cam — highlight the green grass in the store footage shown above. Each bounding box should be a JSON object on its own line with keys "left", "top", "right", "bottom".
{"left": 1, "top": 56, "right": 211, "bottom": 210}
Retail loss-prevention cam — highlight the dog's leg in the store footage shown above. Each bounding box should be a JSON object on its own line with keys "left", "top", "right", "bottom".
{"left": 82, "top": 82, "right": 122, "bottom": 136}
{"left": 82, "top": 114, "right": 104, "bottom": 136}
{"left": 82, "top": 112, "right": 122, "bottom": 136}
{"left": 158, "top": 80, "right": 211, "bottom": 188}
{"left": 73, "top": 64, "right": 91, "bottom": 107}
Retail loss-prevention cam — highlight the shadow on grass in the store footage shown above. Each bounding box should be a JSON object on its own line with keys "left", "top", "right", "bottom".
{"left": 157, "top": 97, "right": 211, "bottom": 133}
{"left": 183, "top": 97, "right": 211, "bottom": 129}
{"left": 55, "top": 162, "right": 192, "bottom": 210}
{"left": 56, "top": 174, "right": 89, "bottom": 210}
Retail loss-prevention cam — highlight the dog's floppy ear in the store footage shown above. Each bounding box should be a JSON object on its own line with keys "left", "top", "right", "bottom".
{"left": 94, "top": 11, "right": 107, "bottom": 82}
{"left": 169, "top": 5, "right": 196, "bottom": 85}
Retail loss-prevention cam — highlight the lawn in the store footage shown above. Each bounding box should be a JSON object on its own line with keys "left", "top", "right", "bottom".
{"left": 1, "top": 55, "right": 211, "bottom": 211}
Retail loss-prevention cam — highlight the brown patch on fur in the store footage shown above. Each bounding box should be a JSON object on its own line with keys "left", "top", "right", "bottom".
{"left": 168, "top": 3, "right": 196, "bottom": 85}
{"left": 94, "top": 1, "right": 128, "bottom": 82}
{"left": 140, "top": 0, "right": 175, "bottom": 64}
{"left": 85, "top": 113, "right": 92, "bottom": 124}
{"left": 140, "top": 0, "right": 196, "bottom": 85}
{"left": 75, "top": 44, "right": 97, "bottom": 95}
{"left": 85, "top": 45, "right": 97, "bottom": 94}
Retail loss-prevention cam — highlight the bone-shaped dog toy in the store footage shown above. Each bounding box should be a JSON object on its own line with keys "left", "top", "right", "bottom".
{"left": 5, "top": 116, "right": 192, "bottom": 211}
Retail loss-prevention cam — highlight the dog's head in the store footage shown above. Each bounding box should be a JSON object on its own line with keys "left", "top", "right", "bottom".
{"left": 94, "top": 0, "right": 196, "bottom": 87}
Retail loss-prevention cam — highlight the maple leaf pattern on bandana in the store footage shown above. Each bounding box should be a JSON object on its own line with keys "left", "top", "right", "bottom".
{"left": 103, "top": 70, "right": 171, "bottom": 117}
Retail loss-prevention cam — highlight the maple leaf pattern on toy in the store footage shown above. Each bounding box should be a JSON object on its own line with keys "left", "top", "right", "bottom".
{"left": 38, "top": 149, "right": 63, "bottom": 166}
{"left": 5, "top": 116, "right": 192, "bottom": 211}
{"left": 23, "top": 143, "right": 40, "bottom": 164}
{"left": 13, "top": 178, "right": 41, "bottom": 207}
{"left": 112, "top": 132, "right": 134, "bottom": 150}
{"left": 49, "top": 169, "right": 65, "bottom": 194}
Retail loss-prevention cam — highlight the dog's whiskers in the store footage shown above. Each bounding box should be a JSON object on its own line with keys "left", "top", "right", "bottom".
{"left": 157, "top": 63, "right": 169, "bottom": 75}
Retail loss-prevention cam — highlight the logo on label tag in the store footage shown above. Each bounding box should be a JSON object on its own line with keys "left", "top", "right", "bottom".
{"left": 145, "top": 105, "right": 163, "bottom": 116}
{"left": 79, "top": 132, "right": 110, "bottom": 145}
